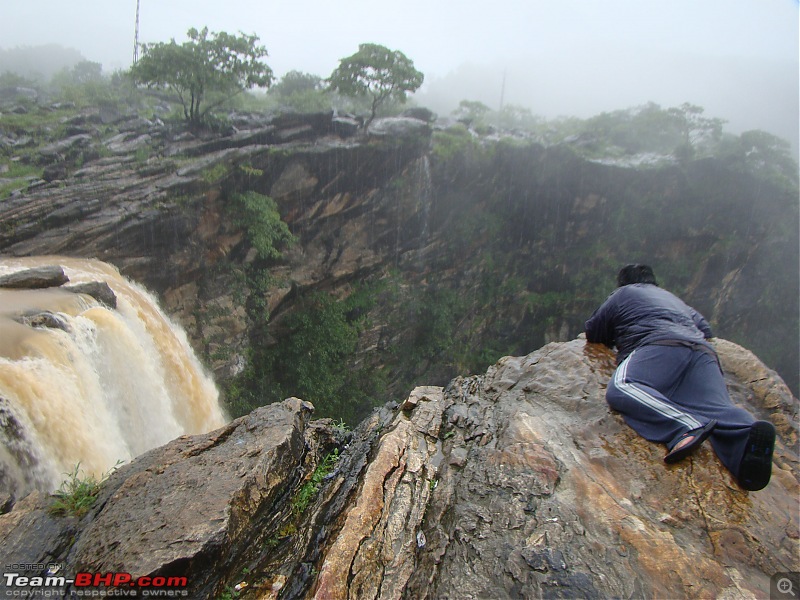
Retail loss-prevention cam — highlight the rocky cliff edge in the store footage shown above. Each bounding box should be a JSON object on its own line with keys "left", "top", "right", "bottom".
{"left": 1, "top": 337, "right": 797, "bottom": 599}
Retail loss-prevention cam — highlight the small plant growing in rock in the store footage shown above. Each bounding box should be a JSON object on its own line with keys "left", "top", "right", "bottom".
{"left": 202, "top": 163, "right": 230, "bottom": 184}
{"left": 238, "top": 163, "right": 263, "bottom": 178}
{"left": 216, "top": 585, "right": 239, "bottom": 600}
{"left": 48, "top": 461, "right": 120, "bottom": 518}
{"left": 291, "top": 449, "right": 340, "bottom": 516}
{"left": 332, "top": 418, "right": 349, "bottom": 434}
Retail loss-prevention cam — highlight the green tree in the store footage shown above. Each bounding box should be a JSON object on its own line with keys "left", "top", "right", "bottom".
{"left": 493, "top": 104, "right": 541, "bottom": 132}
{"left": 719, "top": 130, "right": 799, "bottom": 190}
{"left": 0, "top": 71, "right": 37, "bottom": 88}
{"left": 50, "top": 61, "right": 112, "bottom": 106}
{"left": 130, "top": 27, "right": 273, "bottom": 124}
{"left": 328, "top": 43, "right": 424, "bottom": 128}
{"left": 268, "top": 70, "right": 330, "bottom": 112}
{"left": 452, "top": 100, "right": 491, "bottom": 126}
{"left": 668, "top": 102, "right": 725, "bottom": 156}
{"left": 271, "top": 70, "right": 323, "bottom": 98}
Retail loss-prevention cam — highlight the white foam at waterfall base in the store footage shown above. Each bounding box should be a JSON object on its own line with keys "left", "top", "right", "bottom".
{"left": 0, "top": 258, "right": 228, "bottom": 498}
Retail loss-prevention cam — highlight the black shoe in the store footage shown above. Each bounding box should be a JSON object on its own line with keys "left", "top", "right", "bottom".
{"left": 736, "top": 421, "right": 775, "bottom": 491}
{"left": 664, "top": 420, "right": 718, "bottom": 464}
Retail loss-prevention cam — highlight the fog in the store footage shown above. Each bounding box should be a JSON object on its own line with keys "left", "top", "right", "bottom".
{"left": 0, "top": 0, "right": 797, "bottom": 151}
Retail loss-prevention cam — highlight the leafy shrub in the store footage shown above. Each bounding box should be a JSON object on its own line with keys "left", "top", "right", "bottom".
{"left": 227, "top": 283, "right": 385, "bottom": 423}
{"left": 229, "top": 191, "right": 295, "bottom": 259}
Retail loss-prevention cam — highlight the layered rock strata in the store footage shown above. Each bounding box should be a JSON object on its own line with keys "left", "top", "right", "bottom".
{"left": 1, "top": 338, "right": 796, "bottom": 599}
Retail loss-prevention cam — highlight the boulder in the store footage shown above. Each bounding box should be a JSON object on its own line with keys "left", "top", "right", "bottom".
{"left": 0, "top": 266, "right": 68, "bottom": 289}
{"left": 117, "top": 116, "right": 154, "bottom": 133}
{"left": 0, "top": 491, "right": 79, "bottom": 569}
{"left": 332, "top": 115, "right": 361, "bottom": 138}
{"left": 402, "top": 107, "right": 437, "bottom": 122}
{"left": 15, "top": 311, "right": 71, "bottom": 332}
{"left": 61, "top": 111, "right": 103, "bottom": 127}
{"left": 42, "top": 163, "right": 68, "bottom": 182}
{"left": 368, "top": 116, "right": 431, "bottom": 138}
{"left": 0, "top": 398, "right": 313, "bottom": 598}
{"left": 37, "top": 134, "right": 92, "bottom": 162}
{"left": 64, "top": 281, "right": 117, "bottom": 309}
{"left": 399, "top": 339, "right": 799, "bottom": 599}
{"left": 103, "top": 132, "right": 152, "bottom": 155}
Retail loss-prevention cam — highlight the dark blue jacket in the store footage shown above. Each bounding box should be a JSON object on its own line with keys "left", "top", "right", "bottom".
{"left": 585, "top": 283, "right": 713, "bottom": 362}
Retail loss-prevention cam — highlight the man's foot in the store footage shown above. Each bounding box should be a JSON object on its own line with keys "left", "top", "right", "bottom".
{"left": 664, "top": 420, "right": 718, "bottom": 464}
{"left": 736, "top": 421, "right": 775, "bottom": 491}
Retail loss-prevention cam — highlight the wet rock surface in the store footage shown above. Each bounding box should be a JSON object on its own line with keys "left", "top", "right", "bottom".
{"left": 0, "top": 265, "right": 69, "bottom": 289}
{"left": 63, "top": 280, "right": 117, "bottom": 308}
{"left": 0, "top": 398, "right": 314, "bottom": 599}
{"left": 0, "top": 338, "right": 796, "bottom": 599}
{"left": 403, "top": 339, "right": 799, "bottom": 599}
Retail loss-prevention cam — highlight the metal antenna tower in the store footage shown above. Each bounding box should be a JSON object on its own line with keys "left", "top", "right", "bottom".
{"left": 133, "top": 0, "right": 141, "bottom": 64}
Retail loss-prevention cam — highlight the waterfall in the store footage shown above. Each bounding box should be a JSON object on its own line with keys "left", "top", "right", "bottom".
{"left": 0, "top": 257, "right": 227, "bottom": 498}
{"left": 418, "top": 154, "right": 433, "bottom": 243}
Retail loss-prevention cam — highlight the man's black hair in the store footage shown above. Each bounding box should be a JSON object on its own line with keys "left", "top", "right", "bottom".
{"left": 617, "top": 264, "right": 658, "bottom": 287}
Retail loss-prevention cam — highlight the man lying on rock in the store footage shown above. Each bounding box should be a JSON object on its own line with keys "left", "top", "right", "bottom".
{"left": 585, "top": 263, "right": 775, "bottom": 491}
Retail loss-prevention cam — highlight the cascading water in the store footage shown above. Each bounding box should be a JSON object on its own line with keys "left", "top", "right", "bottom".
{"left": 0, "top": 257, "right": 228, "bottom": 498}
{"left": 418, "top": 154, "right": 433, "bottom": 243}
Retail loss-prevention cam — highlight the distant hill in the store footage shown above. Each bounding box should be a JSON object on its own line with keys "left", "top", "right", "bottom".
{"left": 0, "top": 44, "right": 85, "bottom": 82}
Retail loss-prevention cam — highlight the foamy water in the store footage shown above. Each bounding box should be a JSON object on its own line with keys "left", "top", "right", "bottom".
{"left": 0, "top": 257, "right": 227, "bottom": 496}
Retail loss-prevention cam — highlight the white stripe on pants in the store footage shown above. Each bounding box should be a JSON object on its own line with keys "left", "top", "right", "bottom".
{"left": 614, "top": 350, "right": 703, "bottom": 431}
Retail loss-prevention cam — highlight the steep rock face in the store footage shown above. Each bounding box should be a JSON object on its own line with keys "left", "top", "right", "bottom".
{"left": 1, "top": 111, "right": 797, "bottom": 404}
{"left": 0, "top": 113, "right": 433, "bottom": 388}
{"left": 1, "top": 338, "right": 796, "bottom": 598}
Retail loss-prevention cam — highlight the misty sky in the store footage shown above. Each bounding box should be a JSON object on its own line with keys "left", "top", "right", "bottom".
{"left": 1, "top": 0, "right": 797, "bottom": 148}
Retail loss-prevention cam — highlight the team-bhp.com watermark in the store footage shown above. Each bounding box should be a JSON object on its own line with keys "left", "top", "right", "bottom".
{"left": 3, "top": 564, "right": 188, "bottom": 597}
{"left": 5, "top": 566, "right": 796, "bottom": 598}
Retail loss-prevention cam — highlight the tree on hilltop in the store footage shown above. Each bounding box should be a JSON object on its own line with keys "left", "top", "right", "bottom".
{"left": 271, "top": 70, "right": 323, "bottom": 98}
{"left": 453, "top": 100, "right": 491, "bottom": 126}
{"left": 130, "top": 27, "right": 273, "bottom": 125}
{"left": 328, "top": 43, "right": 424, "bottom": 128}
{"left": 268, "top": 70, "right": 330, "bottom": 112}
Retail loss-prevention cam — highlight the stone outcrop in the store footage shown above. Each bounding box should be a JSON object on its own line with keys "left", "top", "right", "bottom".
{"left": 0, "top": 265, "right": 117, "bottom": 308}
{"left": 1, "top": 337, "right": 796, "bottom": 599}
{"left": 63, "top": 280, "right": 117, "bottom": 308}
{"left": 0, "top": 398, "right": 314, "bottom": 599}
{"left": 0, "top": 265, "right": 68, "bottom": 289}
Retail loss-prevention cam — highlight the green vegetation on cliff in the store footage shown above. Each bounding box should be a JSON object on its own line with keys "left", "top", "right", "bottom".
{"left": 229, "top": 191, "right": 295, "bottom": 259}
{"left": 228, "top": 285, "right": 386, "bottom": 423}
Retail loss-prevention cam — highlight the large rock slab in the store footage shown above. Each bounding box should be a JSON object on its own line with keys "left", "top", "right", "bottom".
{"left": 0, "top": 265, "right": 68, "bottom": 289}
{"left": 314, "top": 386, "right": 445, "bottom": 599}
{"left": 399, "top": 339, "right": 799, "bottom": 599}
{"left": 0, "top": 398, "right": 313, "bottom": 599}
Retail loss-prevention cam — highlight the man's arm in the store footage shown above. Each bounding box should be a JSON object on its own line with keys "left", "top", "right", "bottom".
{"left": 690, "top": 307, "right": 713, "bottom": 339}
{"left": 585, "top": 295, "right": 616, "bottom": 347}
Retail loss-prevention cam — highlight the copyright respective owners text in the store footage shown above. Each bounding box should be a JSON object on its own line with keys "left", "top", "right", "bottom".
{"left": 2, "top": 564, "right": 189, "bottom": 598}
{"left": 773, "top": 572, "right": 800, "bottom": 600}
